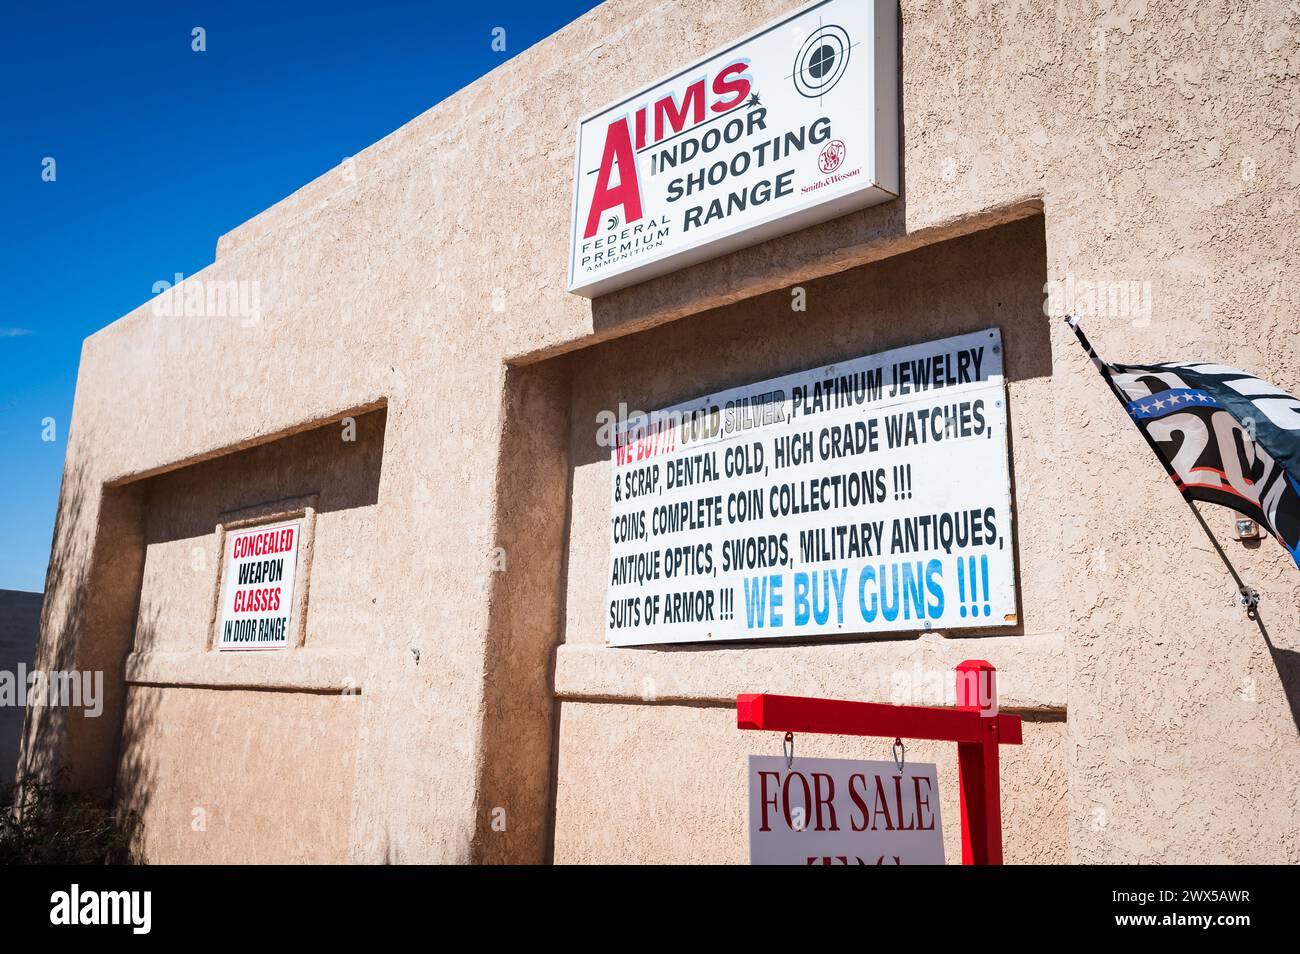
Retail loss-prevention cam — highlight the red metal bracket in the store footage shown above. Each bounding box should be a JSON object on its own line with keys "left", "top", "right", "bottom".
{"left": 736, "top": 659, "right": 1020, "bottom": 865}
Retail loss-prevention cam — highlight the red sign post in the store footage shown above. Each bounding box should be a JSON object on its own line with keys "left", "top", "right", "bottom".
{"left": 737, "top": 660, "right": 1021, "bottom": 864}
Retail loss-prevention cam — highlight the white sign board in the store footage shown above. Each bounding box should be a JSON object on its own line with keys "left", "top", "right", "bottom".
{"left": 749, "top": 755, "right": 944, "bottom": 864}
{"left": 568, "top": 0, "right": 899, "bottom": 297}
{"left": 606, "top": 329, "right": 1017, "bottom": 646}
{"left": 216, "top": 520, "right": 302, "bottom": 651}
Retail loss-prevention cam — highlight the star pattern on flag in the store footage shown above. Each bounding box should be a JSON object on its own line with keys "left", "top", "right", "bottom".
{"left": 1123, "top": 388, "right": 1218, "bottom": 421}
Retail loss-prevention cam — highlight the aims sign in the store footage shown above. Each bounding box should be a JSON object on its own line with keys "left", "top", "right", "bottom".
{"left": 568, "top": 0, "right": 899, "bottom": 298}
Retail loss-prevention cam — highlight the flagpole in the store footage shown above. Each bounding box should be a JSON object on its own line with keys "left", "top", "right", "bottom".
{"left": 1063, "top": 315, "right": 1261, "bottom": 617}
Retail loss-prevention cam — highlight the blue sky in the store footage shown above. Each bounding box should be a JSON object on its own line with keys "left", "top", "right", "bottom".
{"left": 0, "top": 0, "right": 600, "bottom": 592}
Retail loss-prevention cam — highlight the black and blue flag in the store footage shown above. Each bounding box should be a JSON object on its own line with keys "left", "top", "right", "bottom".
{"left": 1069, "top": 317, "right": 1300, "bottom": 570}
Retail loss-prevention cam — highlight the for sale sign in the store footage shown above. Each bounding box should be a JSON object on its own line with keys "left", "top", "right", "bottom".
{"left": 216, "top": 520, "right": 302, "bottom": 651}
{"left": 605, "top": 329, "right": 1017, "bottom": 646}
{"left": 568, "top": 0, "right": 899, "bottom": 297}
{"left": 748, "top": 755, "right": 945, "bottom": 864}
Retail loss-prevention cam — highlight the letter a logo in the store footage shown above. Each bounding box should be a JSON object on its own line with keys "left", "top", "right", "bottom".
{"left": 584, "top": 118, "right": 642, "bottom": 239}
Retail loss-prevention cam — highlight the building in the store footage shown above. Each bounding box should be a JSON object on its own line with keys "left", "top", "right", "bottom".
{"left": 21, "top": 0, "right": 1300, "bottom": 863}
{"left": 1, "top": 590, "right": 43, "bottom": 785}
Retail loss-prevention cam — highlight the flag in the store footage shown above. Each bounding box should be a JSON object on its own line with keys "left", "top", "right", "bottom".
{"left": 1068, "top": 317, "right": 1300, "bottom": 569}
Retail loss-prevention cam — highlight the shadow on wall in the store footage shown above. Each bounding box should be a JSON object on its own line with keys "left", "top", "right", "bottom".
{"left": 19, "top": 408, "right": 390, "bottom": 860}
{"left": 137, "top": 406, "right": 387, "bottom": 549}
{"left": 1189, "top": 505, "right": 1300, "bottom": 734}
{"left": 17, "top": 459, "right": 155, "bottom": 847}
{"left": 19, "top": 460, "right": 93, "bottom": 787}
{"left": 0, "top": 590, "right": 43, "bottom": 785}
{"left": 111, "top": 610, "right": 163, "bottom": 859}
{"left": 1255, "top": 603, "right": 1300, "bottom": 734}
{"left": 572, "top": 215, "right": 1053, "bottom": 475}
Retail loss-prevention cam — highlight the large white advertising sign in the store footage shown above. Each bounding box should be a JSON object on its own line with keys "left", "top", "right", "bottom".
{"left": 216, "top": 520, "right": 302, "bottom": 651}
{"left": 606, "top": 330, "right": 1017, "bottom": 646}
{"left": 749, "top": 756, "right": 945, "bottom": 864}
{"left": 568, "top": 0, "right": 899, "bottom": 297}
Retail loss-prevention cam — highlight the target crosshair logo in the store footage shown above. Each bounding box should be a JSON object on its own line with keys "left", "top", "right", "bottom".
{"left": 792, "top": 23, "right": 852, "bottom": 99}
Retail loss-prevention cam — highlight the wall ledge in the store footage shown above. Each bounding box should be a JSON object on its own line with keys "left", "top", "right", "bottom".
{"left": 125, "top": 648, "right": 365, "bottom": 693}
{"left": 555, "top": 631, "right": 1066, "bottom": 710}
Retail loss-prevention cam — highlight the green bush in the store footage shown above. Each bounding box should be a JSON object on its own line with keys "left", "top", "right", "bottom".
{"left": 0, "top": 775, "right": 136, "bottom": 865}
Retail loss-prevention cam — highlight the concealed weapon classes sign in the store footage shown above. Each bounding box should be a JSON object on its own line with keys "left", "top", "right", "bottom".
{"left": 748, "top": 756, "right": 945, "bottom": 865}
{"left": 216, "top": 520, "right": 302, "bottom": 650}
{"left": 605, "top": 330, "right": 1017, "bottom": 646}
{"left": 568, "top": 0, "right": 899, "bottom": 297}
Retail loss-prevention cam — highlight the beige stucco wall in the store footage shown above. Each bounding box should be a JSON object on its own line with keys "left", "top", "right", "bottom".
{"left": 22, "top": 0, "right": 1300, "bottom": 863}
{"left": 553, "top": 703, "right": 1067, "bottom": 864}
{"left": 552, "top": 218, "right": 1076, "bottom": 862}
{"left": 117, "top": 686, "right": 358, "bottom": 864}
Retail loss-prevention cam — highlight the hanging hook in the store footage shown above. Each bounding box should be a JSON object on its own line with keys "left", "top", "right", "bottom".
{"left": 891, "top": 737, "right": 906, "bottom": 773}
{"left": 783, "top": 731, "right": 795, "bottom": 769}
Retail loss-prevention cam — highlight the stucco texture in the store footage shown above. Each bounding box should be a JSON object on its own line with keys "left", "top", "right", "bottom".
{"left": 553, "top": 702, "right": 1066, "bottom": 864}
{"left": 117, "top": 686, "right": 358, "bottom": 864}
{"left": 22, "top": 0, "right": 1300, "bottom": 864}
